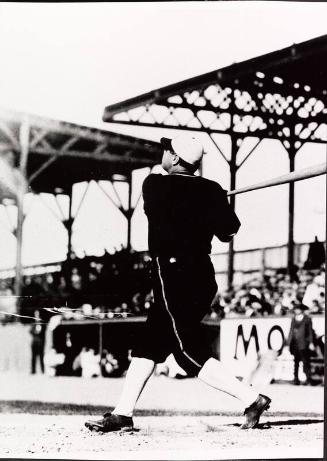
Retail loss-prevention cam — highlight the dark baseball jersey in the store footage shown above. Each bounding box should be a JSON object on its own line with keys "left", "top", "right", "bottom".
{"left": 142, "top": 173, "right": 241, "bottom": 257}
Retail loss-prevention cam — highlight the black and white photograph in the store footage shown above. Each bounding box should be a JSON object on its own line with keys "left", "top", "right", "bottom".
{"left": 0, "top": 2, "right": 325, "bottom": 460}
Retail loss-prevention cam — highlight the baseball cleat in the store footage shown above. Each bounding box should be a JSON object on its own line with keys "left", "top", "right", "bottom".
{"left": 240, "top": 394, "right": 271, "bottom": 429}
{"left": 85, "top": 413, "right": 134, "bottom": 433}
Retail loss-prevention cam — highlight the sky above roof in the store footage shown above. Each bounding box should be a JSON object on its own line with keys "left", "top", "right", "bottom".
{"left": 0, "top": 2, "right": 325, "bottom": 275}
{"left": 0, "top": 2, "right": 327, "bottom": 128}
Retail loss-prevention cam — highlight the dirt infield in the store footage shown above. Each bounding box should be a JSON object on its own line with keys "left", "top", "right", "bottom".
{"left": 0, "top": 373, "right": 324, "bottom": 459}
{"left": 0, "top": 413, "right": 323, "bottom": 459}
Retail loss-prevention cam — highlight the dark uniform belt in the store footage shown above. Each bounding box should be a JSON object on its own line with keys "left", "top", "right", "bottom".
{"left": 150, "top": 253, "right": 210, "bottom": 265}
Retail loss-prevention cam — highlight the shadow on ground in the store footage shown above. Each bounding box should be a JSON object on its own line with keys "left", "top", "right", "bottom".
{"left": 0, "top": 400, "right": 323, "bottom": 419}
{"left": 231, "top": 419, "right": 323, "bottom": 429}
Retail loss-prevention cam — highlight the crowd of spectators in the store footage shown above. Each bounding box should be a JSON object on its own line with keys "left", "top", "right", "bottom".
{"left": 210, "top": 265, "right": 325, "bottom": 321}
{"left": 0, "top": 244, "right": 324, "bottom": 379}
{"left": 0, "top": 244, "right": 325, "bottom": 325}
{"left": 0, "top": 248, "right": 153, "bottom": 324}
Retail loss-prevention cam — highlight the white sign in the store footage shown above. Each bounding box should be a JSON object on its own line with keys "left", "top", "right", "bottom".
{"left": 220, "top": 316, "right": 324, "bottom": 379}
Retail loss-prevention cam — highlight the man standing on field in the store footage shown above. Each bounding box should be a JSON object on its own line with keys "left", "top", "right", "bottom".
{"left": 85, "top": 134, "right": 271, "bottom": 433}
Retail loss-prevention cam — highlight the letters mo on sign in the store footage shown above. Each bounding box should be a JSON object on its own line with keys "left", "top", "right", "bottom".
{"left": 219, "top": 316, "right": 324, "bottom": 379}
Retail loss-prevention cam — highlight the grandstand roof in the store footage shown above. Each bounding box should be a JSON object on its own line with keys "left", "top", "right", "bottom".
{"left": 0, "top": 109, "right": 162, "bottom": 196}
{"left": 103, "top": 34, "right": 327, "bottom": 146}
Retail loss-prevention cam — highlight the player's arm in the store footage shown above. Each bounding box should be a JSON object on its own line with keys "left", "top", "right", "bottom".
{"left": 213, "top": 188, "right": 241, "bottom": 242}
{"left": 142, "top": 173, "right": 162, "bottom": 217}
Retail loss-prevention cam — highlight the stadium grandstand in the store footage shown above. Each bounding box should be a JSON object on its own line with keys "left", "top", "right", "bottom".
{"left": 0, "top": 35, "right": 325, "bottom": 381}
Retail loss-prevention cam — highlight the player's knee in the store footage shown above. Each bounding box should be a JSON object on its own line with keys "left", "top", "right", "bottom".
{"left": 172, "top": 351, "right": 201, "bottom": 377}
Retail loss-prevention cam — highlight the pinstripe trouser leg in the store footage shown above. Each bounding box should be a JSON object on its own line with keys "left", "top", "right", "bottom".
{"left": 132, "top": 255, "right": 217, "bottom": 376}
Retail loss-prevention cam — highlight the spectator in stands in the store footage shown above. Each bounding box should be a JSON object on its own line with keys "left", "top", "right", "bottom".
{"left": 79, "top": 347, "right": 100, "bottom": 378}
{"left": 245, "top": 301, "right": 260, "bottom": 318}
{"left": 302, "top": 274, "right": 325, "bottom": 312}
{"left": 144, "top": 292, "right": 153, "bottom": 312}
{"left": 120, "top": 303, "right": 130, "bottom": 318}
{"left": 56, "top": 331, "right": 77, "bottom": 376}
{"left": 304, "top": 236, "right": 325, "bottom": 270}
{"left": 69, "top": 270, "right": 84, "bottom": 308}
{"left": 30, "top": 309, "right": 46, "bottom": 374}
{"left": 61, "top": 251, "right": 79, "bottom": 288}
{"left": 21, "top": 276, "right": 45, "bottom": 319}
{"left": 131, "top": 293, "right": 143, "bottom": 316}
{"left": 281, "top": 288, "right": 296, "bottom": 312}
{"left": 261, "top": 289, "right": 274, "bottom": 316}
{"left": 55, "top": 275, "right": 70, "bottom": 307}
{"left": 285, "top": 304, "right": 315, "bottom": 385}
{"left": 100, "top": 349, "right": 119, "bottom": 377}
{"left": 41, "top": 273, "right": 58, "bottom": 310}
{"left": 85, "top": 269, "right": 101, "bottom": 306}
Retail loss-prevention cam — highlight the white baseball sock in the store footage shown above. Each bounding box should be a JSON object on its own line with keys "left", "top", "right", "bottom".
{"left": 112, "top": 357, "right": 155, "bottom": 417}
{"left": 198, "top": 357, "right": 258, "bottom": 408}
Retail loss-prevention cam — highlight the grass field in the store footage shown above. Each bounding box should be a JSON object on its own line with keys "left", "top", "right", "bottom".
{"left": 0, "top": 372, "right": 324, "bottom": 459}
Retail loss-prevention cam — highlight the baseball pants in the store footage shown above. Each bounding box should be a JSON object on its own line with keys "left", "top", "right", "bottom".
{"left": 132, "top": 254, "right": 218, "bottom": 376}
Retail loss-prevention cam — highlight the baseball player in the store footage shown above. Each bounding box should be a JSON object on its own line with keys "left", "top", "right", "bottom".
{"left": 85, "top": 134, "right": 271, "bottom": 433}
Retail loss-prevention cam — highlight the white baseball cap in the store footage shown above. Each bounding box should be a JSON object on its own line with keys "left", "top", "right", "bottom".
{"left": 160, "top": 134, "right": 204, "bottom": 167}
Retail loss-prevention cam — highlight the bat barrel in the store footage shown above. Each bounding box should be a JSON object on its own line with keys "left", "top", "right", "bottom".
{"left": 227, "top": 162, "right": 327, "bottom": 196}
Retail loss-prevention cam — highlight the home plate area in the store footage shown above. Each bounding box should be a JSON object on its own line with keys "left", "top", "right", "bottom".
{"left": 0, "top": 374, "right": 324, "bottom": 459}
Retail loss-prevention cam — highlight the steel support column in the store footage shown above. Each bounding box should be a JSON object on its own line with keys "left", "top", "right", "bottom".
{"left": 126, "top": 173, "right": 133, "bottom": 251}
{"left": 227, "top": 88, "right": 237, "bottom": 291}
{"left": 66, "top": 185, "right": 74, "bottom": 261}
{"left": 227, "top": 136, "right": 237, "bottom": 290}
{"left": 14, "top": 200, "right": 25, "bottom": 311}
{"left": 287, "top": 143, "right": 296, "bottom": 277}
{"left": 14, "top": 117, "right": 30, "bottom": 312}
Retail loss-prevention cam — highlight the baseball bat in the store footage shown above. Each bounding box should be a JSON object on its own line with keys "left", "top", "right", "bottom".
{"left": 228, "top": 162, "right": 326, "bottom": 196}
